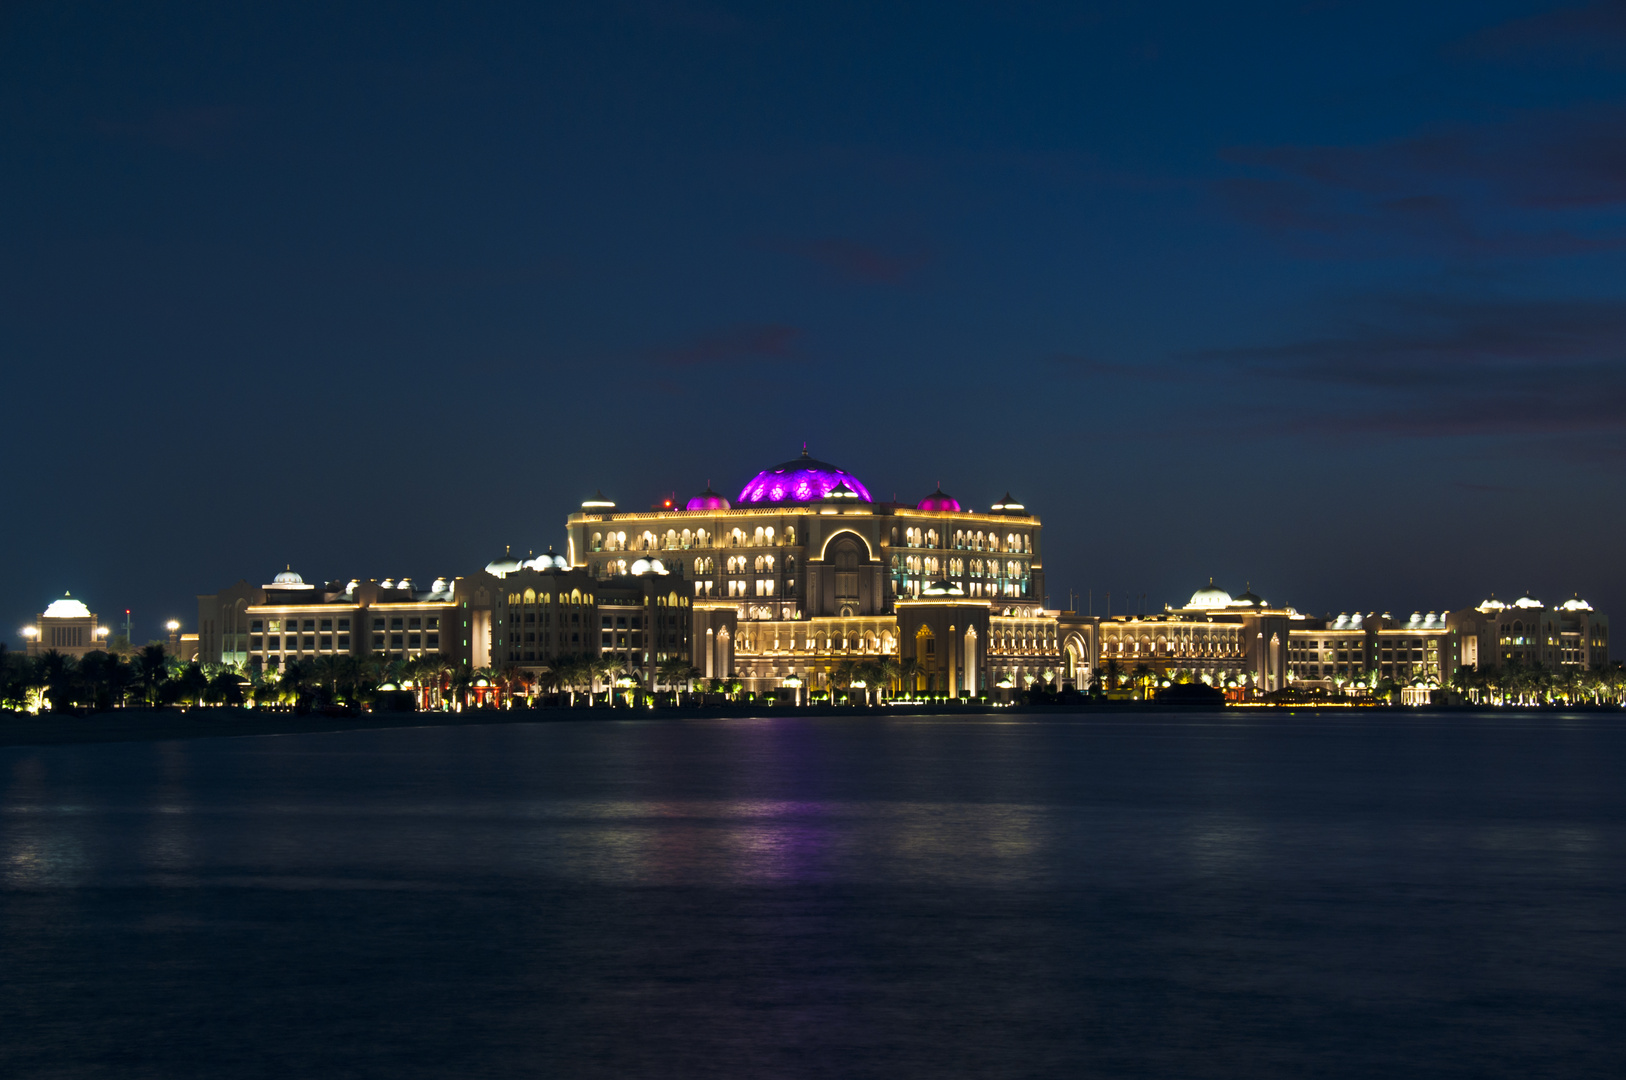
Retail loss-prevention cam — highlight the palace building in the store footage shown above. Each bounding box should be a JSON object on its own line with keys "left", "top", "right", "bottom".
{"left": 188, "top": 448, "right": 1608, "bottom": 703}
{"left": 557, "top": 448, "right": 1082, "bottom": 695}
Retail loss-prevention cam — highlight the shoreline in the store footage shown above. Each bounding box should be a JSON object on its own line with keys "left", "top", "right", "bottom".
{"left": 0, "top": 700, "right": 1621, "bottom": 748}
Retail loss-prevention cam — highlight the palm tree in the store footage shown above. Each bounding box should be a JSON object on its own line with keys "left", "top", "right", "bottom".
{"left": 137, "top": 643, "right": 169, "bottom": 706}
{"left": 897, "top": 657, "right": 921, "bottom": 697}
{"left": 176, "top": 663, "right": 210, "bottom": 707}
{"left": 591, "top": 656, "right": 623, "bottom": 707}
{"left": 657, "top": 657, "right": 691, "bottom": 704}
{"left": 876, "top": 657, "right": 902, "bottom": 700}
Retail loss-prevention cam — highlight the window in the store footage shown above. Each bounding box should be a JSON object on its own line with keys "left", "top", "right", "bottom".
{"left": 319, "top": 635, "right": 332, "bottom": 649}
{"left": 338, "top": 634, "right": 350, "bottom": 649}
{"left": 373, "top": 618, "right": 385, "bottom": 631}
{"left": 426, "top": 634, "right": 439, "bottom": 648}
{"left": 303, "top": 620, "right": 316, "bottom": 632}
{"left": 390, "top": 634, "right": 403, "bottom": 648}
{"left": 427, "top": 617, "right": 439, "bottom": 630}
{"left": 250, "top": 636, "right": 262, "bottom": 650}
{"left": 267, "top": 636, "right": 281, "bottom": 650}
{"left": 338, "top": 619, "right": 350, "bottom": 631}
{"left": 390, "top": 618, "right": 404, "bottom": 630}
{"left": 409, "top": 617, "right": 422, "bottom": 630}
{"left": 250, "top": 620, "right": 264, "bottom": 633}
{"left": 602, "top": 616, "right": 612, "bottom": 627}
{"left": 373, "top": 634, "right": 385, "bottom": 649}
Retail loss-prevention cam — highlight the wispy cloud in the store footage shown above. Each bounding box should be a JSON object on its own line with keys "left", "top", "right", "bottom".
{"left": 1189, "top": 293, "right": 1626, "bottom": 438}
{"left": 1463, "top": 1, "right": 1626, "bottom": 64}
{"left": 771, "top": 237, "right": 934, "bottom": 284}
{"left": 96, "top": 106, "right": 241, "bottom": 152}
{"left": 1216, "top": 104, "right": 1626, "bottom": 254}
{"left": 646, "top": 323, "right": 802, "bottom": 367}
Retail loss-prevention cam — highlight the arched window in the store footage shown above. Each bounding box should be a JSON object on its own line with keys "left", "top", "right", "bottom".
{"left": 523, "top": 588, "right": 536, "bottom": 604}
{"left": 591, "top": 532, "right": 603, "bottom": 552}
{"left": 754, "top": 555, "right": 765, "bottom": 572}
{"left": 785, "top": 526, "right": 796, "bottom": 545}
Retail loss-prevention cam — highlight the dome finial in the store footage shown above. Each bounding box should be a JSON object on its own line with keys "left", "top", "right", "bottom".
{"left": 801, "top": 441, "right": 809, "bottom": 458}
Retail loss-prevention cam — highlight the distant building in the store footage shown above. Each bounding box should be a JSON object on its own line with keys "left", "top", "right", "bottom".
{"left": 195, "top": 568, "right": 496, "bottom": 673}
{"left": 1092, "top": 582, "right": 1295, "bottom": 692}
{"left": 21, "top": 592, "right": 109, "bottom": 658}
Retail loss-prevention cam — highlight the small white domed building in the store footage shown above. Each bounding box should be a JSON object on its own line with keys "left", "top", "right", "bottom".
{"left": 22, "top": 592, "right": 107, "bottom": 658}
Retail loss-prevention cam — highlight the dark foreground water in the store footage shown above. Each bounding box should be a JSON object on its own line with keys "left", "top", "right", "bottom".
{"left": 3, "top": 713, "right": 1625, "bottom": 1079}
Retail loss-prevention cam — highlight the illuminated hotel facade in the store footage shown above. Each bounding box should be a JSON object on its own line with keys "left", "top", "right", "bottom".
{"left": 188, "top": 448, "right": 1607, "bottom": 701}
{"left": 538, "top": 449, "right": 1085, "bottom": 695}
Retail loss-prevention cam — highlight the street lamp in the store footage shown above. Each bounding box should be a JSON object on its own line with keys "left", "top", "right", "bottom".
{"left": 165, "top": 620, "right": 180, "bottom": 632}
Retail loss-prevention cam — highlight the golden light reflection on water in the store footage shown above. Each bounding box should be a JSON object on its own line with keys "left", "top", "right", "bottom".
{"left": 515, "top": 798, "right": 1049, "bottom": 886}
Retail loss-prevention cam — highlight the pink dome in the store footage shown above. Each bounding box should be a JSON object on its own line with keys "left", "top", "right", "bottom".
{"left": 916, "top": 485, "right": 961, "bottom": 512}
{"left": 685, "top": 485, "right": 731, "bottom": 511}
{"left": 738, "top": 448, "right": 872, "bottom": 505}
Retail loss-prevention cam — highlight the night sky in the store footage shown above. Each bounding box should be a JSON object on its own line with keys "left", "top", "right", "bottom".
{"left": 6, "top": 1, "right": 1626, "bottom": 645}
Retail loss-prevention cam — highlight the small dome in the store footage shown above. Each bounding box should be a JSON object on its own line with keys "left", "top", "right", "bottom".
{"left": 1560, "top": 595, "right": 1594, "bottom": 612}
{"left": 1513, "top": 594, "right": 1544, "bottom": 609}
{"left": 265, "top": 565, "right": 314, "bottom": 590}
{"left": 916, "top": 484, "right": 962, "bottom": 513}
{"left": 1231, "top": 585, "right": 1266, "bottom": 608}
{"left": 630, "top": 557, "right": 669, "bottom": 576}
{"left": 686, "top": 484, "right": 731, "bottom": 511}
{"left": 396, "top": 578, "right": 414, "bottom": 592}
{"left": 990, "top": 492, "right": 1028, "bottom": 514}
{"left": 1186, "top": 579, "right": 1233, "bottom": 610}
{"left": 581, "top": 490, "right": 616, "bottom": 510}
{"left": 42, "top": 592, "right": 91, "bottom": 619}
{"left": 1477, "top": 595, "right": 1506, "bottom": 613}
{"left": 485, "top": 548, "right": 523, "bottom": 578}
{"left": 523, "top": 548, "right": 570, "bottom": 572}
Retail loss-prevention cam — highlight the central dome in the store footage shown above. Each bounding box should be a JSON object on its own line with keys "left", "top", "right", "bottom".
{"left": 739, "top": 448, "right": 872, "bottom": 505}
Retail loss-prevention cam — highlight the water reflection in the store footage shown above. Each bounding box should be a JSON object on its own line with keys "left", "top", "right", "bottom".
{"left": 3, "top": 715, "right": 1626, "bottom": 1079}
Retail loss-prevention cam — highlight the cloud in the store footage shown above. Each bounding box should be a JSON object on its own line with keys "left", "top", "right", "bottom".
{"left": 1464, "top": 2, "right": 1626, "bottom": 64}
{"left": 1217, "top": 105, "right": 1626, "bottom": 254}
{"left": 1049, "top": 353, "right": 1171, "bottom": 380}
{"left": 646, "top": 323, "right": 803, "bottom": 367}
{"left": 772, "top": 238, "right": 934, "bottom": 284}
{"left": 1189, "top": 293, "right": 1626, "bottom": 438}
{"left": 96, "top": 106, "right": 241, "bottom": 151}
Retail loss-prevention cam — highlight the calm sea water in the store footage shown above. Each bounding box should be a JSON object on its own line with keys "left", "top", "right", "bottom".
{"left": 3, "top": 712, "right": 1625, "bottom": 1078}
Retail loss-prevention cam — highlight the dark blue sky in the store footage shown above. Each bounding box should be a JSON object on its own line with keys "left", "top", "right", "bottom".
{"left": 6, "top": 1, "right": 1626, "bottom": 643}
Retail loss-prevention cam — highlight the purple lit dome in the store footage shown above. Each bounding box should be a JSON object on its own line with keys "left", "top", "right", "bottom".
{"left": 916, "top": 484, "right": 961, "bottom": 512}
{"left": 738, "top": 447, "right": 873, "bottom": 505}
{"left": 686, "top": 484, "right": 732, "bottom": 511}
